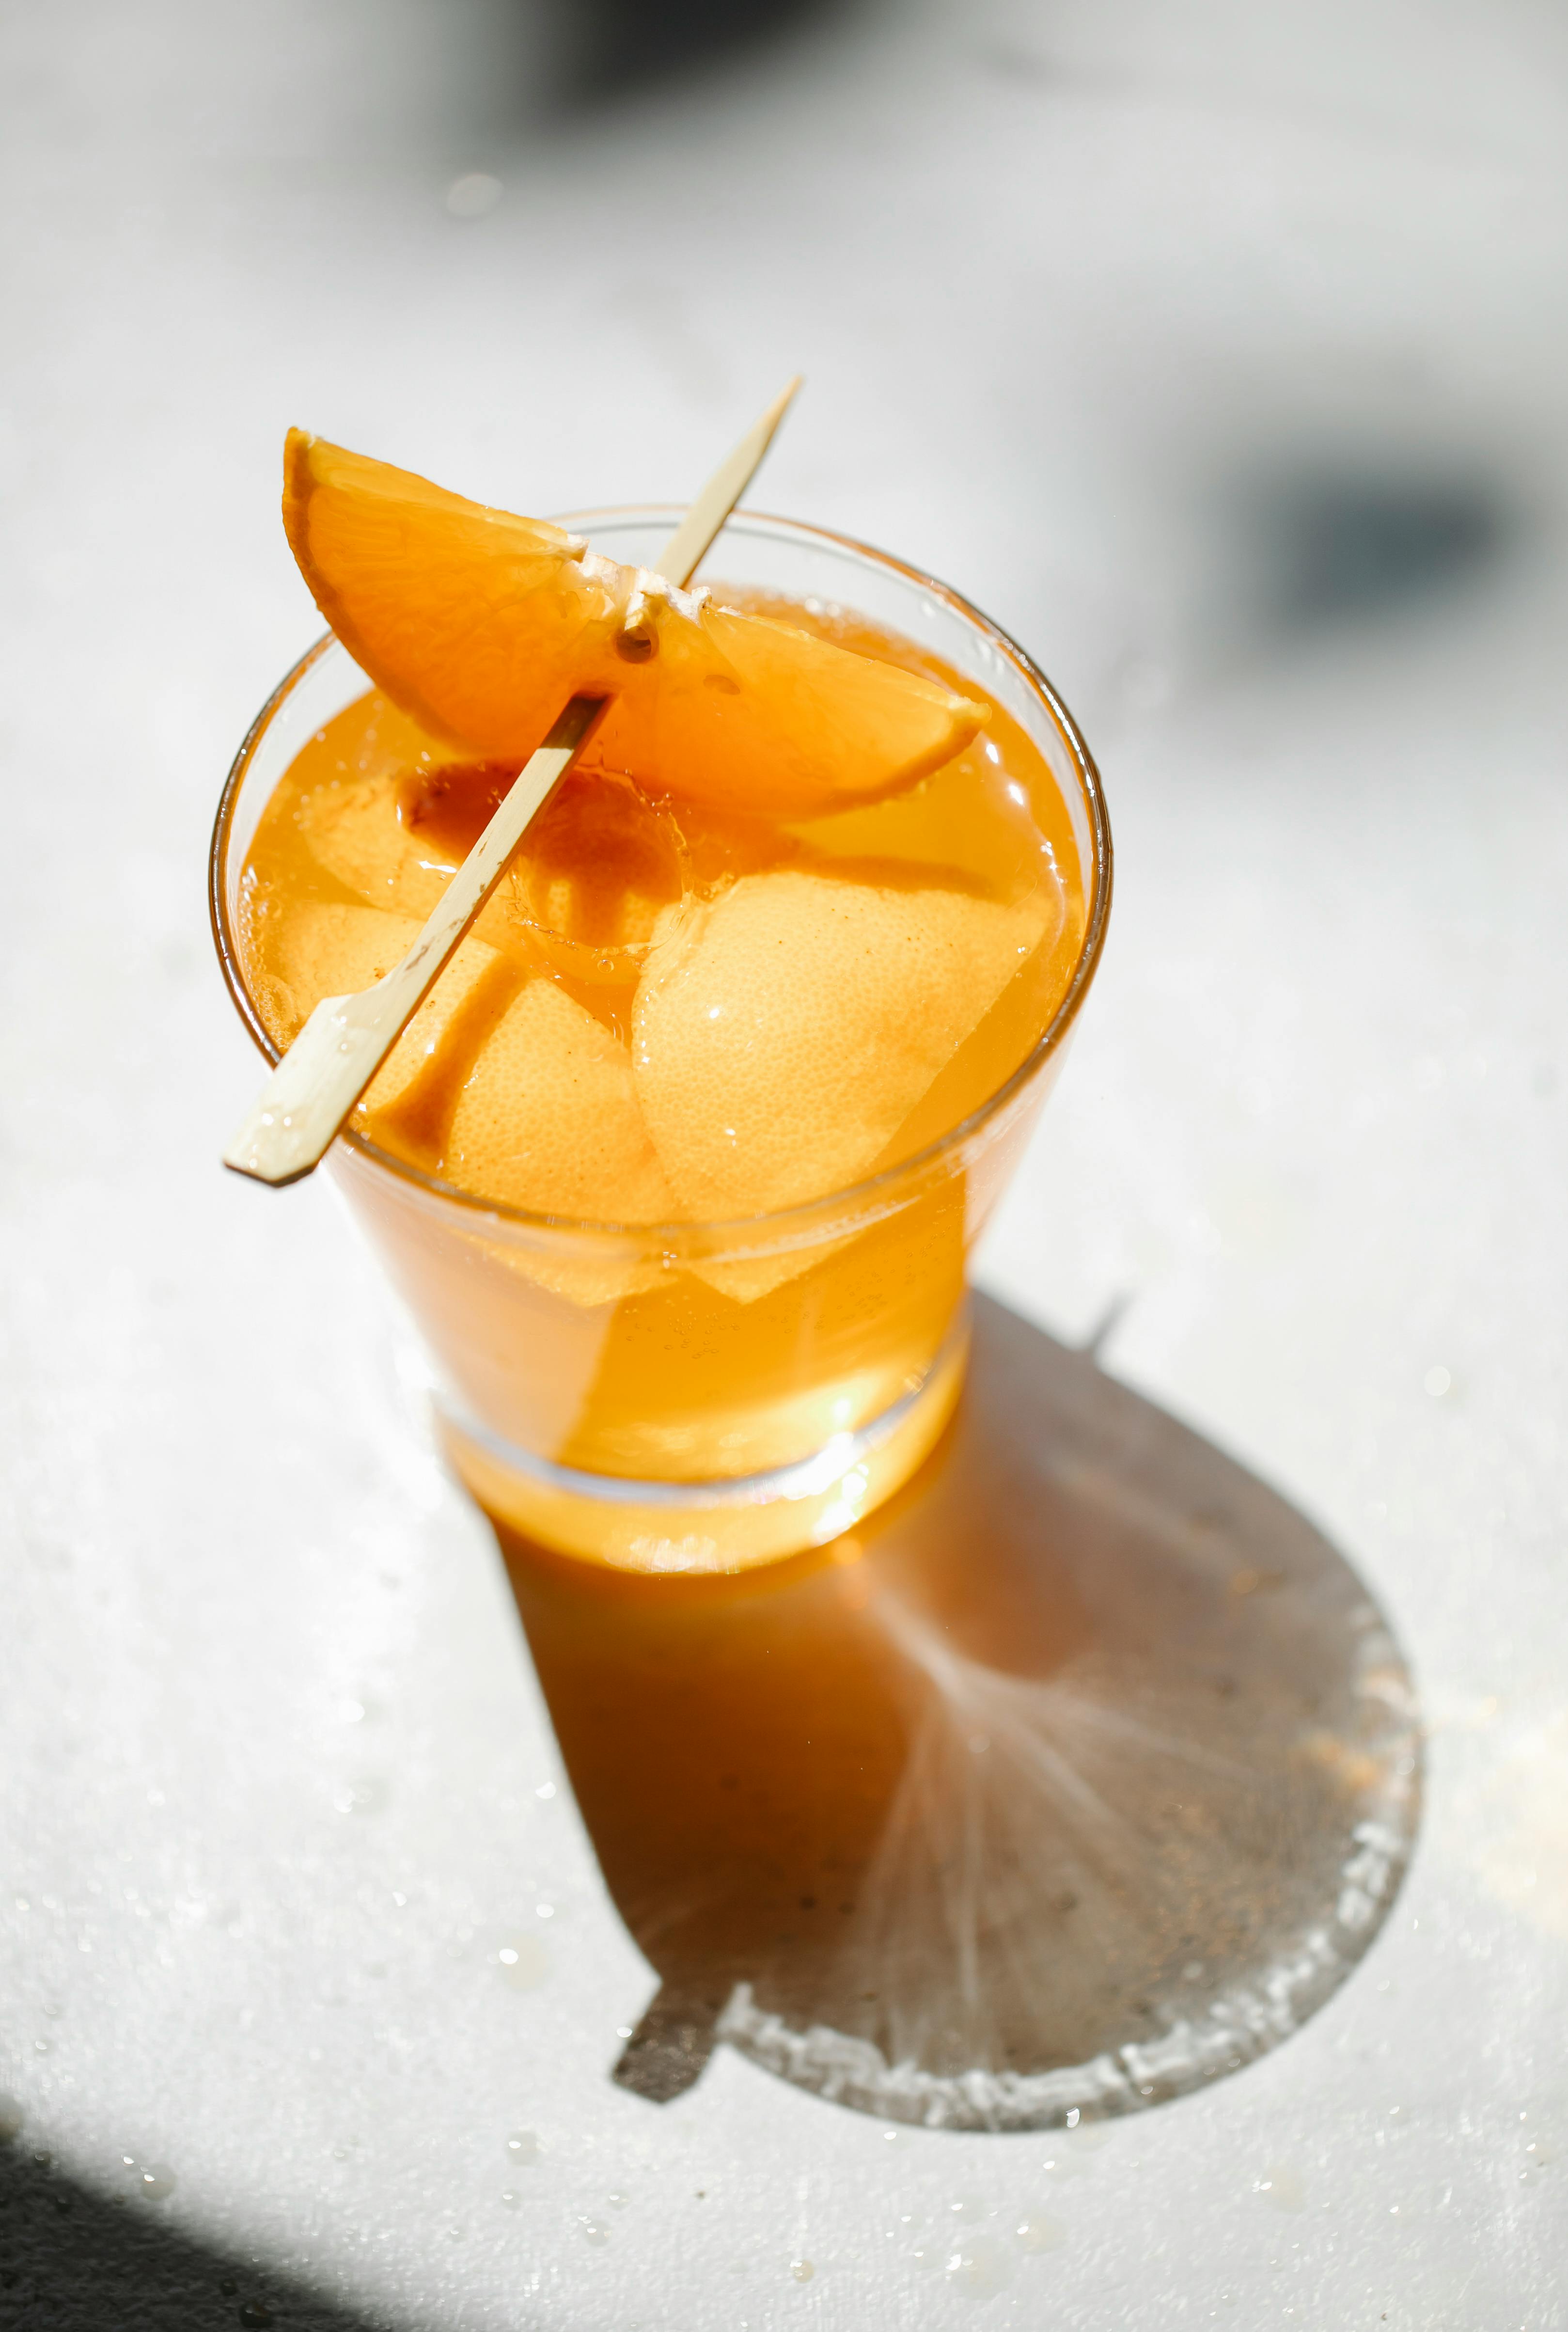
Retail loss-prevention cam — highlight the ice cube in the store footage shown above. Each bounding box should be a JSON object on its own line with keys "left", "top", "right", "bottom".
{"left": 445, "top": 977, "right": 675, "bottom": 1226}
{"left": 263, "top": 901, "right": 504, "bottom": 1115}
{"left": 297, "top": 774, "right": 440, "bottom": 914}
{"left": 632, "top": 871, "right": 1045, "bottom": 1221}
{"left": 295, "top": 773, "right": 532, "bottom": 961}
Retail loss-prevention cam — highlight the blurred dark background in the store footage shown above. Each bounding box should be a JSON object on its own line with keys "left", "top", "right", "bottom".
{"left": 6, "top": 0, "right": 1560, "bottom": 732}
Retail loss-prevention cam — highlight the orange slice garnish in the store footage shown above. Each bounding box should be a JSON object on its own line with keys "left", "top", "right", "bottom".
{"left": 282, "top": 432, "right": 985, "bottom": 816}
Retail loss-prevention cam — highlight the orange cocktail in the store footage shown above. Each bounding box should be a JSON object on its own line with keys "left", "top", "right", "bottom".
{"left": 213, "top": 498, "right": 1109, "bottom": 1571}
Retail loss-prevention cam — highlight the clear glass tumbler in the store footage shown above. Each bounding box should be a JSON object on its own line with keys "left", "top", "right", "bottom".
{"left": 211, "top": 510, "right": 1111, "bottom": 1573}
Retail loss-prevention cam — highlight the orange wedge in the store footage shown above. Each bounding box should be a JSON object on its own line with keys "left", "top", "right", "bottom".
{"left": 283, "top": 432, "right": 985, "bottom": 817}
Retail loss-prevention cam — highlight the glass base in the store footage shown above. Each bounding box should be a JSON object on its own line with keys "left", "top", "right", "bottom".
{"left": 438, "top": 1322, "right": 970, "bottom": 1574}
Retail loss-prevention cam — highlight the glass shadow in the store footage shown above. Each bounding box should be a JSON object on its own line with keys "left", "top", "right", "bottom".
{"left": 489, "top": 1294, "right": 1421, "bottom": 2132}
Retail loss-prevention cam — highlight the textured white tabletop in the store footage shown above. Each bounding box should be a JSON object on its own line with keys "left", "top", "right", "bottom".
{"left": 3, "top": 0, "right": 1567, "bottom": 2323}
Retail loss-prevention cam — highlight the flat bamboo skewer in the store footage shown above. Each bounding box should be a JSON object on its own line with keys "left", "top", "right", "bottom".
{"left": 223, "top": 376, "right": 802, "bottom": 1188}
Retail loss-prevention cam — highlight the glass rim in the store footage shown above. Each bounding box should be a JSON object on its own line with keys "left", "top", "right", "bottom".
{"left": 209, "top": 504, "right": 1113, "bottom": 1245}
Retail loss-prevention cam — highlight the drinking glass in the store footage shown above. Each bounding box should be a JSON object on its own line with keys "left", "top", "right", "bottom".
{"left": 211, "top": 511, "right": 1111, "bottom": 1572}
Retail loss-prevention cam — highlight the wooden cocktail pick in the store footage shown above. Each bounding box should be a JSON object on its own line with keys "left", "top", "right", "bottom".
{"left": 223, "top": 376, "right": 802, "bottom": 1187}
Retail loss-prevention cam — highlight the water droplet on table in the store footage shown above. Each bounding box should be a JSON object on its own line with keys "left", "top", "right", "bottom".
{"left": 446, "top": 172, "right": 503, "bottom": 220}
{"left": 1254, "top": 2163, "right": 1306, "bottom": 2211}
{"left": 496, "top": 1936, "right": 551, "bottom": 1990}
{"left": 1042, "top": 2152, "right": 1084, "bottom": 2182}
{"left": 1014, "top": 2212, "right": 1067, "bottom": 2253}
{"left": 330, "top": 1778, "right": 385, "bottom": 1817}
{"left": 944, "top": 2231, "right": 1017, "bottom": 2297}
{"left": 506, "top": 2129, "right": 543, "bottom": 2165}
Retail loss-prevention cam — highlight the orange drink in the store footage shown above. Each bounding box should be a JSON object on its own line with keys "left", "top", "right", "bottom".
{"left": 212, "top": 504, "right": 1110, "bottom": 1571}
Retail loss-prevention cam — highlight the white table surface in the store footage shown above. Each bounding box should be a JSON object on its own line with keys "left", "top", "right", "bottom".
{"left": 3, "top": 0, "right": 1567, "bottom": 2322}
